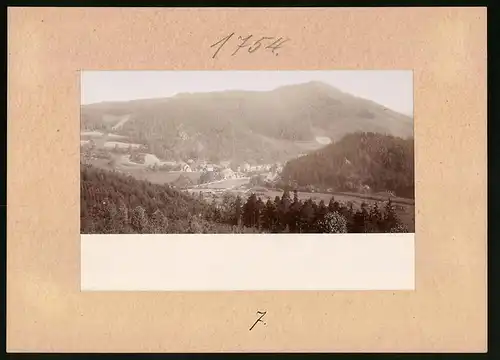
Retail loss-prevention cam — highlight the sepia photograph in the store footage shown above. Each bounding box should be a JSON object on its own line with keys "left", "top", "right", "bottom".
{"left": 80, "top": 70, "right": 414, "bottom": 235}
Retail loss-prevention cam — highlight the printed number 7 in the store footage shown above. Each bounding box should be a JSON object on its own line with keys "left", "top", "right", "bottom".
{"left": 248, "top": 37, "right": 275, "bottom": 53}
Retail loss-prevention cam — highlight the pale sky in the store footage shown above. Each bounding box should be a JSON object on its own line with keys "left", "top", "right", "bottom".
{"left": 81, "top": 70, "right": 413, "bottom": 116}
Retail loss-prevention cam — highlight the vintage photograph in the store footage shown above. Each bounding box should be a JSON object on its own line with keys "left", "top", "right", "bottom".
{"left": 80, "top": 71, "right": 415, "bottom": 234}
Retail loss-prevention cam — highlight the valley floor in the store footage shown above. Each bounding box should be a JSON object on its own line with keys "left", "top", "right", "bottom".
{"left": 81, "top": 156, "right": 415, "bottom": 233}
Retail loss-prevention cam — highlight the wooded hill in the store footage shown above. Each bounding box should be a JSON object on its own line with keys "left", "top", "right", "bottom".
{"left": 81, "top": 81, "right": 413, "bottom": 163}
{"left": 281, "top": 132, "right": 415, "bottom": 199}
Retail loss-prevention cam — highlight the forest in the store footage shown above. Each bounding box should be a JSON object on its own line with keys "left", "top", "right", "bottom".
{"left": 281, "top": 132, "right": 415, "bottom": 198}
{"left": 81, "top": 164, "right": 409, "bottom": 234}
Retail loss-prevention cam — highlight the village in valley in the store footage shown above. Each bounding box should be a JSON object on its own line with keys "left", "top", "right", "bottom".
{"left": 79, "top": 127, "right": 410, "bottom": 217}
{"left": 80, "top": 130, "right": 288, "bottom": 203}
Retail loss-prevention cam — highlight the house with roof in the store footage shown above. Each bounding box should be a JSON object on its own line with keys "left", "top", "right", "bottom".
{"left": 181, "top": 163, "right": 192, "bottom": 172}
{"left": 241, "top": 163, "right": 251, "bottom": 172}
{"left": 220, "top": 168, "right": 235, "bottom": 180}
{"left": 219, "top": 160, "right": 231, "bottom": 169}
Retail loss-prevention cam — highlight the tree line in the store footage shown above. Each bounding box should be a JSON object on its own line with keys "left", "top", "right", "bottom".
{"left": 206, "top": 189, "right": 408, "bottom": 233}
{"left": 81, "top": 164, "right": 408, "bottom": 234}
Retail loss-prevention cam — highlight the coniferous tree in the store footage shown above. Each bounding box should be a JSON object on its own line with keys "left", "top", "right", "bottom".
{"left": 348, "top": 202, "right": 354, "bottom": 216}
{"left": 234, "top": 195, "right": 243, "bottom": 226}
{"left": 360, "top": 202, "right": 369, "bottom": 218}
{"left": 368, "top": 203, "right": 383, "bottom": 232}
{"left": 151, "top": 209, "right": 169, "bottom": 233}
{"left": 209, "top": 198, "right": 222, "bottom": 223}
{"left": 383, "top": 199, "right": 399, "bottom": 231}
{"left": 313, "top": 200, "right": 328, "bottom": 232}
{"left": 352, "top": 209, "right": 367, "bottom": 233}
{"left": 278, "top": 190, "right": 292, "bottom": 231}
{"left": 299, "top": 199, "right": 315, "bottom": 233}
{"left": 288, "top": 192, "right": 302, "bottom": 232}
{"left": 357, "top": 202, "right": 370, "bottom": 233}
{"left": 311, "top": 201, "right": 318, "bottom": 218}
{"left": 328, "top": 196, "right": 336, "bottom": 212}
{"left": 131, "top": 205, "right": 149, "bottom": 233}
{"left": 317, "top": 200, "right": 327, "bottom": 218}
{"left": 343, "top": 202, "right": 355, "bottom": 232}
{"left": 273, "top": 195, "right": 282, "bottom": 230}
{"left": 282, "top": 189, "right": 292, "bottom": 204}
{"left": 255, "top": 197, "right": 265, "bottom": 230}
{"left": 243, "top": 193, "right": 258, "bottom": 227}
{"left": 188, "top": 214, "right": 204, "bottom": 234}
{"left": 263, "top": 199, "right": 277, "bottom": 232}
{"left": 100, "top": 198, "right": 118, "bottom": 233}
{"left": 116, "top": 199, "right": 129, "bottom": 231}
{"left": 220, "top": 192, "right": 237, "bottom": 224}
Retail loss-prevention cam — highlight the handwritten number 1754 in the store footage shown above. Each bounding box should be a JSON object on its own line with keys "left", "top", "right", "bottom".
{"left": 210, "top": 33, "right": 289, "bottom": 59}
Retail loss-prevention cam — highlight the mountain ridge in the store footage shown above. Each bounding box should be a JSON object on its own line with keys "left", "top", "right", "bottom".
{"left": 83, "top": 81, "right": 411, "bottom": 115}
{"left": 81, "top": 81, "right": 413, "bottom": 163}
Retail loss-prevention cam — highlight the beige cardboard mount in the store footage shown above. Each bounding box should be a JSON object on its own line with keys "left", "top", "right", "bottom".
{"left": 7, "top": 7, "right": 487, "bottom": 352}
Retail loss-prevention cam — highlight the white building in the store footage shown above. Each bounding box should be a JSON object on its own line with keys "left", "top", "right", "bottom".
{"left": 241, "top": 163, "right": 251, "bottom": 172}
{"left": 220, "top": 168, "right": 235, "bottom": 180}
{"left": 219, "top": 160, "right": 231, "bottom": 169}
{"left": 265, "top": 172, "right": 278, "bottom": 181}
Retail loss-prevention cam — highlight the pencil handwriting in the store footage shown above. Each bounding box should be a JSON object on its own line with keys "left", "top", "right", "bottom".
{"left": 210, "top": 33, "right": 289, "bottom": 59}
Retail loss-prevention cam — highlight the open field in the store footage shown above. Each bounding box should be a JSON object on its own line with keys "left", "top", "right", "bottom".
{"left": 84, "top": 157, "right": 203, "bottom": 184}
{"left": 81, "top": 131, "right": 104, "bottom": 137}
{"left": 249, "top": 189, "right": 413, "bottom": 207}
{"left": 132, "top": 171, "right": 202, "bottom": 185}
{"left": 103, "top": 141, "right": 142, "bottom": 149}
{"left": 329, "top": 191, "right": 414, "bottom": 205}
{"left": 113, "top": 168, "right": 202, "bottom": 185}
{"left": 195, "top": 177, "right": 250, "bottom": 190}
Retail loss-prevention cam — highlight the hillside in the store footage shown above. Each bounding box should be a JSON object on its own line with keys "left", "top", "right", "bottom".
{"left": 280, "top": 132, "right": 415, "bottom": 199}
{"left": 172, "top": 174, "right": 194, "bottom": 188}
{"left": 81, "top": 81, "right": 413, "bottom": 163}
